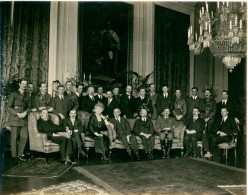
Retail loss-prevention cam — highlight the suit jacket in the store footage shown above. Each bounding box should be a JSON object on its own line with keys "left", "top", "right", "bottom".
{"left": 172, "top": 98, "right": 187, "bottom": 117}
{"left": 156, "top": 93, "right": 172, "bottom": 115}
{"left": 215, "top": 99, "right": 237, "bottom": 121}
{"left": 200, "top": 98, "right": 216, "bottom": 122}
{"left": 120, "top": 94, "right": 136, "bottom": 118}
{"left": 33, "top": 92, "right": 52, "bottom": 110}
{"left": 64, "top": 91, "right": 79, "bottom": 110}
{"left": 113, "top": 94, "right": 121, "bottom": 104}
{"left": 147, "top": 92, "right": 159, "bottom": 119}
{"left": 132, "top": 118, "right": 155, "bottom": 135}
{"left": 37, "top": 118, "right": 65, "bottom": 139}
{"left": 63, "top": 117, "right": 83, "bottom": 135}
{"left": 95, "top": 94, "right": 107, "bottom": 107}
{"left": 76, "top": 93, "right": 84, "bottom": 110}
{"left": 109, "top": 117, "right": 132, "bottom": 137}
{"left": 81, "top": 95, "right": 97, "bottom": 113}
{"left": 216, "top": 116, "right": 238, "bottom": 136}
{"left": 134, "top": 97, "right": 153, "bottom": 116}
{"left": 88, "top": 114, "right": 107, "bottom": 135}
{"left": 186, "top": 96, "right": 202, "bottom": 119}
{"left": 7, "top": 90, "right": 30, "bottom": 127}
{"left": 51, "top": 95, "right": 71, "bottom": 117}
{"left": 155, "top": 116, "right": 177, "bottom": 133}
{"left": 103, "top": 98, "right": 119, "bottom": 118}
{"left": 185, "top": 117, "right": 205, "bottom": 134}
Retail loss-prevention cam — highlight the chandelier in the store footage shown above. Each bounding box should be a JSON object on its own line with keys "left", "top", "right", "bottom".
{"left": 188, "top": 2, "right": 247, "bottom": 72}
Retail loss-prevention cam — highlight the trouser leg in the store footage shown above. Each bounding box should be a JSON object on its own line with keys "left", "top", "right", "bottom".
{"left": 184, "top": 134, "right": 191, "bottom": 154}
{"left": 11, "top": 126, "right": 19, "bottom": 157}
{"left": 191, "top": 134, "right": 198, "bottom": 154}
{"left": 120, "top": 135, "right": 131, "bottom": 154}
{"left": 65, "top": 138, "right": 73, "bottom": 157}
{"left": 148, "top": 136, "right": 155, "bottom": 153}
{"left": 51, "top": 137, "right": 67, "bottom": 160}
{"left": 140, "top": 135, "right": 149, "bottom": 153}
{"left": 71, "top": 137, "right": 77, "bottom": 157}
{"left": 130, "top": 135, "right": 139, "bottom": 153}
{"left": 210, "top": 136, "right": 230, "bottom": 154}
{"left": 159, "top": 133, "right": 166, "bottom": 150}
{"left": 18, "top": 126, "right": 28, "bottom": 156}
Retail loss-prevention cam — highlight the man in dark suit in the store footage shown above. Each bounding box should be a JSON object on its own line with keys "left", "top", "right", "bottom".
{"left": 104, "top": 90, "right": 119, "bottom": 118}
{"left": 112, "top": 87, "right": 121, "bottom": 104}
{"left": 27, "top": 83, "right": 35, "bottom": 110}
{"left": 33, "top": 82, "right": 53, "bottom": 112}
{"left": 200, "top": 89, "right": 216, "bottom": 132}
{"left": 203, "top": 107, "right": 239, "bottom": 158}
{"left": 184, "top": 107, "right": 205, "bottom": 158}
{"left": 134, "top": 88, "right": 153, "bottom": 118}
{"left": 63, "top": 109, "right": 87, "bottom": 160}
{"left": 37, "top": 109, "right": 73, "bottom": 164}
{"left": 95, "top": 86, "right": 107, "bottom": 106}
{"left": 64, "top": 81, "right": 79, "bottom": 110}
{"left": 109, "top": 108, "right": 140, "bottom": 160}
{"left": 215, "top": 90, "right": 239, "bottom": 123}
{"left": 156, "top": 84, "right": 172, "bottom": 116}
{"left": 133, "top": 109, "right": 155, "bottom": 159}
{"left": 51, "top": 85, "right": 71, "bottom": 123}
{"left": 7, "top": 79, "right": 30, "bottom": 162}
{"left": 81, "top": 86, "right": 97, "bottom": 113}
{"left": 75, "top": 83, "right": 84, "bottom": 110}
{"left": 120, "top": 85, "right": 136, "bottom": 118}
{"left": 186, "top": 87, "right": 202, "bottom": 119}
{"left": 147, "top": 84, "right": 159, "bottom": 119}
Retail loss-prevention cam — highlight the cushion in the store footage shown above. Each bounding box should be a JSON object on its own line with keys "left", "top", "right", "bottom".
{"left": 44, "top": 140, "right": 59, "bottom": 147}
{"left": 218, "top": 142, "right": 237, "bottom": 149}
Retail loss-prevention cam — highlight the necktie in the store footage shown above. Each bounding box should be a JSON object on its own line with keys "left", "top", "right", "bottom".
{"left": 116, "top": 118, "right": 120, "bottom": 122}
{"left": 60, "top": 96, "right": 63, "bottom": 101}
{"left": 91, "top": 96, "right": 95, "bottom": 101}
{"left": 108, "top": 99, "right": 111, "bottom": 106}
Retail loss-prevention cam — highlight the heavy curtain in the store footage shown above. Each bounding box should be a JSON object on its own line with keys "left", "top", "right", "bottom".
{"left": 154, "top": 5, "right": 190, "bottom": 97}
{"left": 1, "top": 2, "right": 50, "bottom": 89}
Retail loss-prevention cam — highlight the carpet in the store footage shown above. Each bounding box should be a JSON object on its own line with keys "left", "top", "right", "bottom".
{"left": 77, "top": 158, "right": 246, "bottom": 194}
{"left": 3, "top": 158, "right": 72, "bottom": 178}
{"left": 18, "top": 180, "right": 109, "bottom": 195}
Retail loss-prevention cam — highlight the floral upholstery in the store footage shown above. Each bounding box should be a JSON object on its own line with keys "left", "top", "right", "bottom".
{"left": 28, "top": 112, "right": 60, "bottom": 154}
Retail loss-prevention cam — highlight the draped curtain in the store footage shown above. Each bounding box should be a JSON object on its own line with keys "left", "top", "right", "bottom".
{"left": 1, "top": 2, "right": 50, "bottom": 90}
{"left": 154, "top": 5, "right": 190, "bottom": 98}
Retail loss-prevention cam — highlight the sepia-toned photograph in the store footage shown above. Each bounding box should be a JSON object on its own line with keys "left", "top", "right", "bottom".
{"left": 0, "top": 1, "right": 247, "bottom": 194}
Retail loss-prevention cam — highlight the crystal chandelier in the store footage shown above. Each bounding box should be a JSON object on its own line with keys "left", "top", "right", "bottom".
{"left": 188, "top": 2, "right": 247, "bottom": 72}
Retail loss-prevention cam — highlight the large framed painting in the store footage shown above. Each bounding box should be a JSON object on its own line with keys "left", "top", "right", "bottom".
{"left": 78, "top": 2, "right": 133, "bottom": 90}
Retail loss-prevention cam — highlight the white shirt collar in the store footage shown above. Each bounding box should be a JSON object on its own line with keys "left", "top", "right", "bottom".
{"left": 76, "top": 92, "right": 80, "bottom": 97}
{"left": 141, "top": 118, "right": 146, "bottom": 121}
{"left": 193, "top": 116, "right": 198, "bottom": 120}
{"left": 223, "top": 116, "right": 228, "bottom": 121}
{"left": 116, "top": 116, "right": 121, "bottom": 121}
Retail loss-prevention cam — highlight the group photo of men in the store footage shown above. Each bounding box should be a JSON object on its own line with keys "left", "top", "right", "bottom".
{"left": 7, "top": 78, "right": 241, "bottom": 165}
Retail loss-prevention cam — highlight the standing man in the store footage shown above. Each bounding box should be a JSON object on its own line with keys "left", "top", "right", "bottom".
{"left": 147, "top": 84, "right": 159, "bottom": 119}
{"left": 27, "top": 83, "right": 35, "bottom": 110}
{"left": 51, "top": 85, "right": 71, "bottom": 123}
{"left": 109, "top": 108, "right": 140, "bottom": 160}
{"left": 120, "top": 85, "right": 136, "bottom": 118}
{"left": 75, "top": 83, "right": 84, "bottom": 111}
{"left": 95, "top": 86, "right": 107, "bottom": 106}
{"left": 203, "top": 107, "right": 238, "bottom": 158}
{"left": 63, "top": 109, "right": 87, "bottom": 160}
{"left": 7, "top": 79, "right": 30, "bottom": 162}
{"left": 215, "top": 90, "right": 239, "bottom": 123}
{"left": 172, "top": 89, "right": 187, "bottom": 121}
{"left": 156, "top": 84, "right": 172, "bottom": 116}
{"left": 33, "top": 82, "right": 53, "bottom": 112}
{"left": 81, "top": 86, "right": 97, "bottom": 113}
{"left": 134, "top": 88, "right": 153, "bottom": 118}
{"left": 104, "top": 90, "right": 119, "bottom": 118}
{"left": 200, "top": 89, "right": 216, "bottom": 132}
{"left": 186, "top": 87, "right": 202, "bottom": 119}
{"left": 64, "top": 81, "right": 79, "bottom": 111}
{"left": 112, "top": 87, "right": 121, "bottom": 104}
{"left": 184, "top": 107, "right": 205, "bottom": 158}
{"left": 133, "top": 109, "right": 155, "bottom": 159}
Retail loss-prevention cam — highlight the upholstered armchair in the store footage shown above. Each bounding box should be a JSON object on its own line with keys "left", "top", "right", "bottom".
{"left": 28, "top": 112, "right": 60, "bottom": 162}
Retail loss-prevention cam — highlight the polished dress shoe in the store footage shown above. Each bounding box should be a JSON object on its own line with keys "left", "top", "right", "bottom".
{"left": 166, "top": 151, "right": 170, "bottom": 159}
{"left": 101, "top": 154, "right": 109, "bottom": 161}
{"left": 17, "top": 155, "right": 26, "bottom": 162}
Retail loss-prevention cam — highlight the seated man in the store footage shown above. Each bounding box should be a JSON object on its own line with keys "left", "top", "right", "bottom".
{"left": 133, "top": 109, "right": 155, "bottom": 159}
{"left": 63, "top": 109, "right": 87, "bottom": 161}
{"left": 203, "top": 107, "right": 238, "bottom": 159}
{"left": 155, "top": 108, "right": 176, "bottom": 158}
{"left": 37, "top": 109, "right": 74, "bottom": 164}
{"left": 184, "top": 107, "right": 205, "bottom": 158}
{"left": 109, "top": 108, "right": 140, "bottom": 160}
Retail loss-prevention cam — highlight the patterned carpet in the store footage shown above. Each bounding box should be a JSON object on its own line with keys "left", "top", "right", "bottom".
{"left": 18, "top": 180, "right": 109, "bottom": 195}
{"left": 78, "top": 158, "right": 246, "bottom": 194}
{"left": 3, "top": 158, "right": 72, "bottom": 178}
